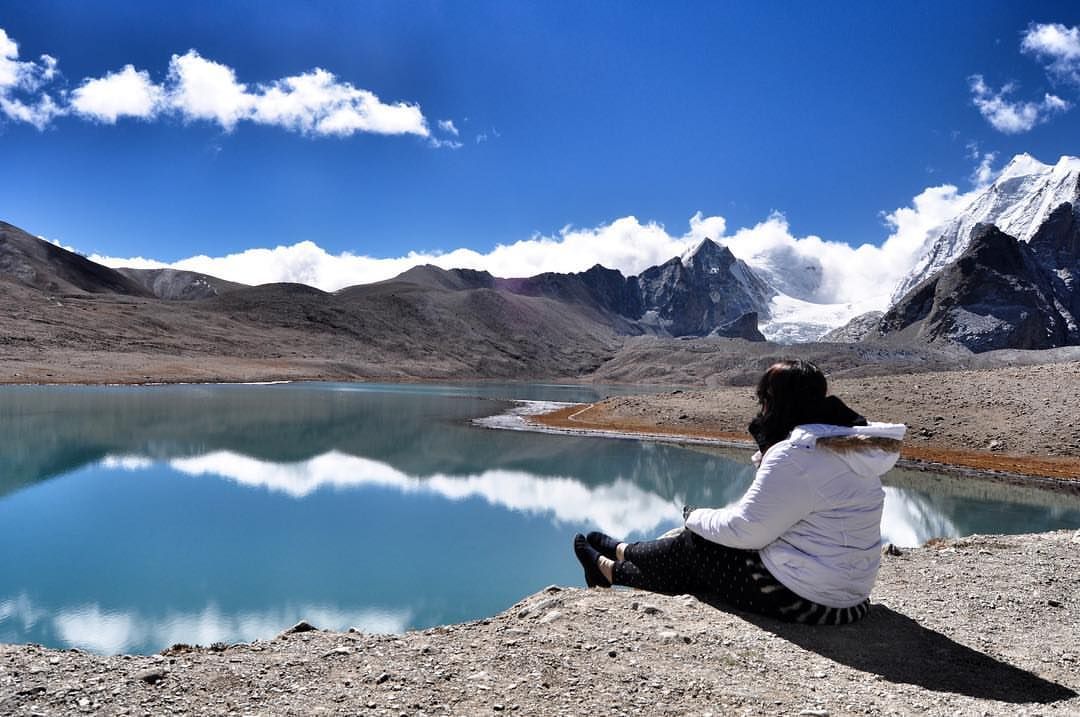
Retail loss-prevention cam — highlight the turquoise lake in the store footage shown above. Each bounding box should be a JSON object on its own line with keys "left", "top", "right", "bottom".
{"left": 2, "top": 382, "right": 1078, "bottom": 655}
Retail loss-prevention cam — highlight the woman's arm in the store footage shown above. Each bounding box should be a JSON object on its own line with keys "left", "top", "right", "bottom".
{"left": 683, "top": 443, "right": 816, "bottom": 549}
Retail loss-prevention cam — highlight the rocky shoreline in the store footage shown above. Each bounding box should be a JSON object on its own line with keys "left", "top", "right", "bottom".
{"left": 2, "top": 531, "right": 1078, "bottom": 716}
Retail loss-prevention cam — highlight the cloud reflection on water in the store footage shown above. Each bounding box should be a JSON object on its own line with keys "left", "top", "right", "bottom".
{"left": 108, "top": 450, "right": 964, "bottom": 548}
{"left": 169, "top": 450, "right": 678, "bottom": 538}
{"left": 1, "top": 592, "right": 410, "bottom": 655}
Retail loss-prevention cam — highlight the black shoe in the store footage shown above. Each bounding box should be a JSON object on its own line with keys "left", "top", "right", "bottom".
{"left": 586, "top": 531, "right": 621, "bottom": 560}
{"left": 573, "top": 533, "right": 611, "bottom": 588}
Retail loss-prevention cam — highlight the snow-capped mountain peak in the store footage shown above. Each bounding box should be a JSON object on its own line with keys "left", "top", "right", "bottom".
{"left": 995, "top": 152, "right": 1048, "bottom": 182}
{"left": 890, "top": 153, "right": 1080, "bottom": 304}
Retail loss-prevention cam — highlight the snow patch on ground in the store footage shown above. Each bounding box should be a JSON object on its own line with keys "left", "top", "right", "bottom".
{"left": 472, "top": 401, "right": 578, "bottom": 431}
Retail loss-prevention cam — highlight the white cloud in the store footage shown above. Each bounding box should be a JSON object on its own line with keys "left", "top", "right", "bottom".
{"left": 0, "top": 26, "right": 432, "bottom": 139}
{"left": 1021, "top": 22, "right": 1080, "bottom": 85}
{"left": 165, "top": 50, "right": 253, "bottom": 129}
{"left": 429, "top": 136, "right": 463, "bottom": 149}
{"left": 0, "top": 28, "right": 55, "bottom": 92}
{"left": 971, "top": 151, "right": 999, "bottom": 187}
{"left": 0, "top": 92, "right": 64, "bottom": 129}
{"left": 0, "top": 28, "right": 65, "bottom": 129}
{"left": 438, "top": 119, "right": 459, "bottom": 135}
{"left": 71, "top": 64, "right": 163, "bottom": 122}
{"left": 89, "top": 179, "right": 973, "bottom": 315}
{"left": 968, "top": 74, "right": 1069, "bottom": 133}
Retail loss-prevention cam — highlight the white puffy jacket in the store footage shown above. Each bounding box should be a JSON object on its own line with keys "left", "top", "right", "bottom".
{"left": 685, "top": 422, "right": 906, "bottom": 608}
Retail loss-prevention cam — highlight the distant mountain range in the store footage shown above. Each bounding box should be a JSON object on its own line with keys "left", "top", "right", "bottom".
{"left": 3, "top": 152, "right": 1080, "bottom": 366}
{"left": 1, "top": 221, "right": 772, "bottom": 341}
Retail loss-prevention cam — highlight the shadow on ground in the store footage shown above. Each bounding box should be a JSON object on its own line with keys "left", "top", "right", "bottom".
{"left": 713, "top": 600, "right": 1076, "bottom": 704}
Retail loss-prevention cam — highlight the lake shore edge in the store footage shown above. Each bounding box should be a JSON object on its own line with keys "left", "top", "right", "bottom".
{"left": 529, "top": 403, "right": 1080, "bottom": 489}
{"left": 2, "top": 530, "right": 1077, "bottom": 716}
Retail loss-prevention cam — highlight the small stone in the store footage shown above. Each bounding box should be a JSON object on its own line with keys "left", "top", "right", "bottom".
{"left": 658, "top": 630, "right": 680, "bottom": 643}
{"left": 799, "top": 710, "right": 830, "bottom": 717}
{"left": 882, "top": 543, "right": 903, "bottom": 557}
{"left": 375, "top": 672, "right": 391, "bottom": 684}
{"left": 78, "top": 698, "right": 90, "bottom": 708}
{"left": 1048, "top": 599, "right": 1063, "bottom": 608}
{"left": 285, "top": 620, "right": 317, "bottom": 634}
{"left": 608, "top": 650, "right": 617, "bottom": 658}
{"left": 539, "top": 610, "right": 562, "bottom": 624}
{"left": 322, "top": 646, "right": 352, "bottom": 658}
{"left": 531, "top": 598, "right": 558, "bottom": 614}
{"left": 988, "top": 440, "right": 1004, "bottom": 451}
{"left": 493, "top": 705, "right": 505, "bottom": 712}
{"left": 642, "top": 604, "right": 661, "bottom": 615}
{"left": 543, "top": 585, "right": 562, "bottom": 593}
{"left": 135, "top": 667, "right": 167, "bottom": 685}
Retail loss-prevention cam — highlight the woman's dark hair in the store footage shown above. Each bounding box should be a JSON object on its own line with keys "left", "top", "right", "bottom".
{"left": 747, "top": 359, "right": 866, "bottom": 452}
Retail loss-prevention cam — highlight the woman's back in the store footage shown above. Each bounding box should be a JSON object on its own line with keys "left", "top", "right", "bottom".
{"left": 753, "top": 423, "right": 903, "bottom": 607}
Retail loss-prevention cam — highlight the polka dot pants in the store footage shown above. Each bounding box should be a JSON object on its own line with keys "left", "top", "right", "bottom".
{"left": 614, "top": 529, "right": 870, "bottom": 625}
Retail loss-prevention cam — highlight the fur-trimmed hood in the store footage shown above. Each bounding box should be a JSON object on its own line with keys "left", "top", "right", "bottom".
{"left": 753, "top": 422, "right": 907, "bottom": 477}
{"left": 791, "top": 422, "right": 906, "bottom": 477}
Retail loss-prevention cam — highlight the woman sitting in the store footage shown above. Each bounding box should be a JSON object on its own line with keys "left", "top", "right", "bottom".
{"left": 573, "top": 359, "right": 905, "bottom": 625}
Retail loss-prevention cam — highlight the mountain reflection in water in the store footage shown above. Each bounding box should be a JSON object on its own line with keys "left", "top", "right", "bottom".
{"left": 1, "top": 382, "right": 1077, "bottom": 655}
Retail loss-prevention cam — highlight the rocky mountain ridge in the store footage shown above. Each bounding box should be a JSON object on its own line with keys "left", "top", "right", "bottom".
{"left": 488, "top": 238, "right": 771, "bottom": 339}
{"left": 0, "top": 223, "right": 769, "bottom": 341}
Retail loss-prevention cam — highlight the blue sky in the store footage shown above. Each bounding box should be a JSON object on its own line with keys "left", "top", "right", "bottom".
{"left": 1, "top": 1, "right": 1078, "bottom": 292}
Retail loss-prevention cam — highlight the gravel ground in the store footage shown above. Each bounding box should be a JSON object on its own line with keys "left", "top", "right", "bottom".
{"left": 2, "top": 531, "right": 1078, "bottom": 717}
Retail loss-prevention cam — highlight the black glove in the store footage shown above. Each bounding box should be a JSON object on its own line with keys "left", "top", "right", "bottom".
{"left": 682, "top": 505, "right": 697, "bottom": 521}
